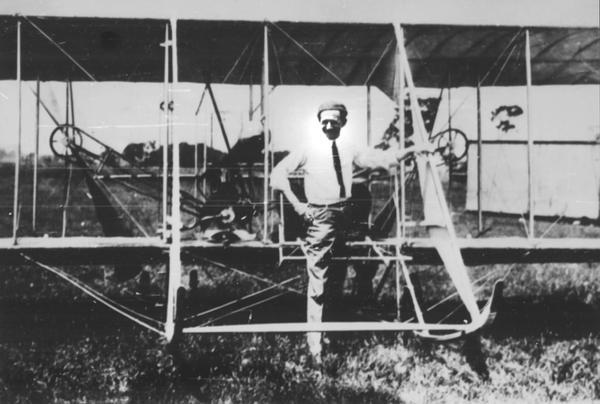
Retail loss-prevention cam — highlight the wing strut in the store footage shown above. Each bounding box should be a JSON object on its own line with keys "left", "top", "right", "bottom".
{"left": 393, "top": 23, "right": 481, "bottom": 323}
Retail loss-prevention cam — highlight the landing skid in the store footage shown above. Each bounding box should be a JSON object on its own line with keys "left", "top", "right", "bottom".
{"left": 413, "top": 281, "right": 504, "bottom": 341}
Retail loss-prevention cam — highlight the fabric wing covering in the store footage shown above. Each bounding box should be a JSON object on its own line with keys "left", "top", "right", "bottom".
{"left": 0, "top": 16, "right": 598, "bottom": 88}
{"left": 465, "top": 143, "right": 600, "bottom": 220}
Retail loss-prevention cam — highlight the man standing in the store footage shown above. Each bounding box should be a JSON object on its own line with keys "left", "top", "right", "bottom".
{"left": 270, "top": 101, "right": 432, "bottom": 360}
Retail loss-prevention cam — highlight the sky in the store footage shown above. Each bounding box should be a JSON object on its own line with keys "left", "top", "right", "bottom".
{"left": 1, "top": 0, "right": 598, "bottom": 27}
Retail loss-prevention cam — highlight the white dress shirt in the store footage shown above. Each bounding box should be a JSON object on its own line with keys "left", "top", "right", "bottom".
{"left": 271, "top": 133, "right": 399, "bottom": 205}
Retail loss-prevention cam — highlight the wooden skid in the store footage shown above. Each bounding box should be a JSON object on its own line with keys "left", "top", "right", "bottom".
{"left": 182, "top": 321, "right": 480, "bottom": 334}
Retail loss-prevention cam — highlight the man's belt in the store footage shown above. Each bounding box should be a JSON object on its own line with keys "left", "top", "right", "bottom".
{"left": 308, "top": 200, "right": 351, "bottom": 209}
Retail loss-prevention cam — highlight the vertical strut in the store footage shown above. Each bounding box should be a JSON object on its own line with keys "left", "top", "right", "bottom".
{"left": 210, "top": 113, "right": 214, "bottom": 148}
{"left": 202, "top": 141, "right": 207, "bottom": 197}
{"left": 161, "top": 24, "right": 170, "bottom": 242}
{"left": 61, "top": 164, "right": 72, "bottom": 238}
{"left": 278, "top": 193, "right": 285, "bottom": 260}
{"left": 194, "top": 140, "right": 198, "bottom": 199}
{"left": 392, "top": 36, "right": 404, "bottom": 320}
{"left": 68, "top": 80, "right": 75, "bottom": 125}
{"left": 366, "top": 85, "right": 373, "bottom": 229}
{"left": 166, "top": 17, "right": 182, "bottom": 342}
{"left": 33, "top": 78, "right": 40, "bottom": 232}
{"left": 262, "top": 23, "right": 270, "bottom": 243}
{"left": 392, "top": 169, "right": 403, "bottom": 319}
{"left": 525, "top": 29, "right": 535, "bottom": 239}
{"left": 397, "top": 31, "right": 407, "bottom": 238}
{"left": 249, "top": 82, "right": 254, "bottom": 120}
{"left": 12, "top": 20, "right": 22, "bottom": 244}
{"left": 61, "top": 81, "right": 71, "bottom": 238}
{"left": 446, "top": 78, "right": 454, "bottom": 194}
{"left": 476, "top": 79, "right": 483, "bottom": 233}
{"left": 366, "top": 85, "right": 372, "bottom": 146}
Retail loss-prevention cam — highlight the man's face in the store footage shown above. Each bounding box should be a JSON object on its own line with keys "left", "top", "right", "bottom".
{"left": 319, "top": 110, "right": 345, "bottom": 140}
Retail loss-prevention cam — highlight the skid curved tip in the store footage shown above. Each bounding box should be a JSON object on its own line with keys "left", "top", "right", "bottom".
{"left": 413, "top": 281, "right": 504, "bottom": 342}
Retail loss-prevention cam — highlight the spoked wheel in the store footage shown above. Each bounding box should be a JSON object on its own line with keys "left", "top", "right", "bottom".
{"left": 50, "top": 124, "right": 84, "bottom": 162}
{"left": 433, "top": 128, "right": 468, "bottom": 166}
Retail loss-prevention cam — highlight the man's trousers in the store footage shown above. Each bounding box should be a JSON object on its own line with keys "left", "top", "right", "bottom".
{"left": 304, "top": 204, "right": 350, "bottom": 356}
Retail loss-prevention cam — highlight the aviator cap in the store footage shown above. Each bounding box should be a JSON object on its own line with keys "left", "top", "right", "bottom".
{"left": 317, "top": 101, "right": 348, "bottom": 121}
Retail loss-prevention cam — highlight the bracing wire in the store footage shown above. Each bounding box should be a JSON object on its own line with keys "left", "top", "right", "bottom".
{"left": 200, "top": 291, "right": 289, "bottom": 327}
{"left": 223, "top": 33, "right": 260, "bottom": 83}
{"left": 237, "top": 36, "right": 260, "bottom": 84}
{"left": 269, "top": 21, "right": 347, "bottom": 86}
{"left": 183, "top": 275, "right": 301, "bottom": 324}
{"left": 191, "top": 254, "right": 302, "bottom": 295}
{"left": 20, "top": 254, "right": 165, "bottom": 335}
{"left": 432, "top": 29, "right": 525, "bottom": 136}
{"left": 364, "top": 39, "right": 394, "bottom": 85}
{"left": 22, "top": 16, "right": 97, "bottom": 82}
{"left": 270, "top": 34, "right": 284, "bottom": 86}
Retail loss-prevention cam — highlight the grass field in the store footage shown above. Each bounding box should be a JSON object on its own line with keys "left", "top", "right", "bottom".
{"left": 1, "top": 265, "right": 599, "bottom": 403}
{"left": 1, "top": 161, "right": 600, "bottom": 402}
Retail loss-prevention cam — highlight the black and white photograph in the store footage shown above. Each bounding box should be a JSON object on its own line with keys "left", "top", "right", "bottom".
{"left": 0, "top": 0, "right": 599, "bottom": 402}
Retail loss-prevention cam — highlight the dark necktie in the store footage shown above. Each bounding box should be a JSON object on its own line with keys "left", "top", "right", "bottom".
{"left": 331, "top": 140, "right": 346, "bottom": 198}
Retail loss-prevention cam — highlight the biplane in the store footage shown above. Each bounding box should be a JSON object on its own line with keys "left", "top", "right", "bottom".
{"left": 0, "top": 0, "right": 599, "bottom": 344}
